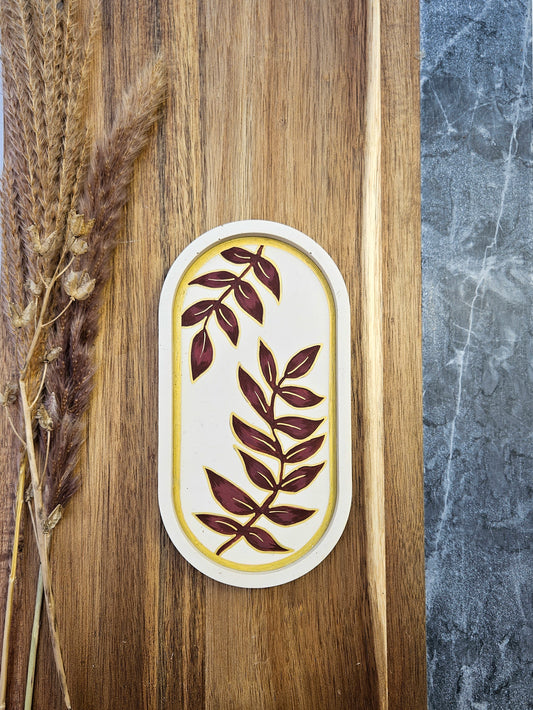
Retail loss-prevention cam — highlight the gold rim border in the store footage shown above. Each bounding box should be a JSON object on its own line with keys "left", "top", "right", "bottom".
{"left": 172, "top": 236, "right": 337, "bottom": 572}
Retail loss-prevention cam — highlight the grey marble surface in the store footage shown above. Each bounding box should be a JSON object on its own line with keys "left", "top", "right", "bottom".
{"left": 421, "top": 1, "right": 532, "bottom": 708}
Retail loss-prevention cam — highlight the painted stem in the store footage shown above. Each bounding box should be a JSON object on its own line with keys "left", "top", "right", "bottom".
{"left": 0, "top": 459, "right": 27, "bottom": 710}
{"left": 200, "top": 245, "right": 264, "bottom": 330}
{"left": 19, "top": 380, "right": 71, "bottom": 710}
{"left": 215, "top": 377, "right": 285, "bottom": 557}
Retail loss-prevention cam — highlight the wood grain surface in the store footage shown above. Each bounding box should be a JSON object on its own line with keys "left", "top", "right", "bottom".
{"left": 0, "top": 1, "right": 425, "bottom": 707}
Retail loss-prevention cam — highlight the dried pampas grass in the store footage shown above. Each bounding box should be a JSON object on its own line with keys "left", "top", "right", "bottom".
{"left": 0, "top": 1, "right": 166, "bottom": 707}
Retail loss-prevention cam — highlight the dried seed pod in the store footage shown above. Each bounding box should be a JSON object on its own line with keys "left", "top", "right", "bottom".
{"left": 28, "top": 226, "right": 60, "bottom": 257}
{"left": 27, "top": 225, "right": 41, "bottom": 251}
{"left": 36, "top": 405, "right": 54, "bottom": 431}
{"left": 43, "top": 505, "right": 63, "bottom": 534}
{"left": 44, "top": 347, "right": 62, "bottom": 363}
{"left": 67, "top": 210, "right": 95, "bottom": 238}
{"left": 69, "top": 238, "right": 89, "bottom": 256}
{"left": 63, "top": 270, "right": 96, "bottom": 301}
{"left": 44, "top": 392, "right": 59, "bottom": 422}
{"left": 25, "top": 279, "right": 43, "bottom": 297}
{"left": 9, "top": 300, "right": 37, "bottom": 328}
{"left": 0, "top": 383, "right": 18, "bottom": 407}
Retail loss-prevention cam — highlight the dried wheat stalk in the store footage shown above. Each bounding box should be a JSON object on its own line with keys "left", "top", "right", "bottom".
{"left": 0, "top": 2, "right": 166, "bottom": 707}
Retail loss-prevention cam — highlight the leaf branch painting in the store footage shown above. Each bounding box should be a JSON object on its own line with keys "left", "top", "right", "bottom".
{"left": 181, "top": 245, "right": 281, "bottom": 379}
{"left": 195, "top": 340, "right": 325, "bottom": 557}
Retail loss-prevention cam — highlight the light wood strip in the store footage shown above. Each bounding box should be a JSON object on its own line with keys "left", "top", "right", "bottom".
{"left": 381, "top": 0, "right": 427, "bottom": 707}
{"left": 362, "top": 0, "right": 388, "bottom": 707}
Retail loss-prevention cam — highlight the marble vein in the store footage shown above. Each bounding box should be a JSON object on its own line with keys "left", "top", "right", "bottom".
{"left": 428, "top": 1, "right": 531, "bottom": 596}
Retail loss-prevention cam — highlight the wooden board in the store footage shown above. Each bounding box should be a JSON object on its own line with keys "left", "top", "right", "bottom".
{"left": 0, "top": 0, "right": 426, "bottom": 707}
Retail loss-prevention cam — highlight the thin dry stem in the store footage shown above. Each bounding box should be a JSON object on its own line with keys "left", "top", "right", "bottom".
{"left": 24, "top": 516, "right": 51, "bottom": 710}
{"left": 24, "top": 565, "right": 43, "bottom": 710}
{"left": 19, "top": 380, "right": 71, "bottom": 709}
{"left": 42, "top": 298, "right": 73, "bottom": 328}
{"left": 30, "top": 361, "right": 48, "bottom": 409}
{"left": 5, "top": 410, "right": 26, "bottom": 448}
{"left": 0, "top": 459, "right": 26, "bottom": 710}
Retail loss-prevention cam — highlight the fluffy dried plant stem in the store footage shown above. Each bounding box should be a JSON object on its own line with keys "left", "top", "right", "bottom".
{"left": 1, "top": 2, "right": 166, "bottom": 702}
{"left": 0, "top": 459, "right": 26, "bottom": 710}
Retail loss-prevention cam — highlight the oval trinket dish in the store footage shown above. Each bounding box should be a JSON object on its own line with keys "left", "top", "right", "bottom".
{"left": 159, "top": 220, "right": 351, "bottom": 588}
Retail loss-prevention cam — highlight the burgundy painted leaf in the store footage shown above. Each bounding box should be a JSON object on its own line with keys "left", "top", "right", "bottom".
{"left": 259, "top": 340, "right": 277, "bottom": 388}
{"left": 181, "top": 300, "right": 214, "bottom": 326}
{"left": 189, "top": 271, "right": 236, "bottom": 288}
{"left": 190, "top": 329, "right": 213, "bottom": 380}
{"left": 232, "top": 416, "right": 280, "bottom": 457}
{"left": 278, "top": 385, "right": 324, "bottom": 408}
{"left": 281, "top": 462, "right": 324, "bottom": 492}
{"left": 275, "top": 416, "right": 324, "bottom": 440}
{"left": 253, "top": 256, "right": 280, "bottom": 300}
{"left": 238, "top": 367, "right": 270, "bottom": 421}
{"left": 285, "top": 435, "right": 325, "bottom": 463}
{"left": 264, "top": 505, "right": 315, "bottom": 526}
{"left": 243, "top": 526, "right": 289, "bottom": 553}
{"left": 234, "top": 280, "right": 263, "bottom": 323}
{"left": 205, "top": 469, "right": 258, "bottom": 516}
{"left": 215, "top": 303, "right": 239, "bottom": 345}
{"left": 283, "top": 345, "right": 321, "bottom": 380}
{"left": 221, "top": 246, "right": 255, "bottom": 264}
{"left": 237, "top": 450, "right": 276, "bottom": 491}
{"left": 195, "top": 513, "right": 243, "bottom": 536}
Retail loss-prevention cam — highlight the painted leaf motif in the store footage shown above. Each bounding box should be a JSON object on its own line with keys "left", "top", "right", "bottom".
{"left": 195, "top": 513, "right": 242, "bottom": 536}
{"left": 221, "top": 246, "right": 254, "bottom": 264}
{"left": 259, "top": 340, "right": 277, "bottom": 388}
{"left": 253, "top": 256, "right": 280, "bottom": 300}
{"left": 238, "top": 367, "right": 270, "bottom": 421}
{"left": 278, "top": 385, "right": 324, "bottom": 408}
{"left": 285, "top": 435, "right": 325, "bottom": 463}
{"left": 238, "top": 450, "right": 276, "bottom": 491}
{"left": 181, "top": 300, "right": 214, "bottom": 326}
{"left": 264, "top": 505, "right": 315, "bottom": 526}
{"left": 243, "top": 527, "right": 289, "bottom": 553}
{"left": 205, "top": 469, "right": 258, "bottom": 515}
{"left": 215, "top": 303, "right": 239, "bottom": 345}
{"left": 190, "top": 329, "right": 213, "bottom": 380}
{"left": 232, "top": 416, "right": 280, "bottom": 457}
{"left": 189, "top": 271, "right": 236, "bottom": 288}
{"left": 283, "top": 345, "right": 321, "bottom": 379}
{"left": 234, "top": 280, "right": 263, "bottom": 323}
{"left": 281, "top": 462, "right": 324, "bottom": 492}
{"left": 275, "top": 416, "right": 324, "bottom": 440}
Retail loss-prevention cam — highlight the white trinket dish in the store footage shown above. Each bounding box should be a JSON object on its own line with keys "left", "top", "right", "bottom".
{"left": 159, "top": 220, "right": 351, "bottom": 587}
